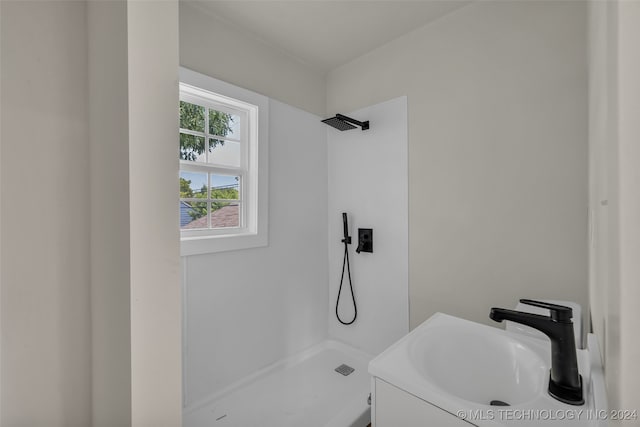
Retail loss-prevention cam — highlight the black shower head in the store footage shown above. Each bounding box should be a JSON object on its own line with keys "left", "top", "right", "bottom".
{"left": 322, "top": 116, "right": 357, "bottom": 131}
{"left": 322, "top": 114, "right": 369, "bottom": 131}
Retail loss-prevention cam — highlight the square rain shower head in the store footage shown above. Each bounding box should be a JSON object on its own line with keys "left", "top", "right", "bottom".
{"left": 322, "top": 116, "right": 357, "bottom": 131}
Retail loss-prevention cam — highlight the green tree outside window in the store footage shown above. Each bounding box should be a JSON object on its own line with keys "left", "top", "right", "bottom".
{"left": 180, "top": 101, "right": 234, "bottom": 161}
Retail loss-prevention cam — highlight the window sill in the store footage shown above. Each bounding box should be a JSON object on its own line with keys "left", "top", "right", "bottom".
{"left": 180, "top": 230, "right": 268, "bottom": 256}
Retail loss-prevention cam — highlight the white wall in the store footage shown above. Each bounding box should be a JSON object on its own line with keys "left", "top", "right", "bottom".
{"left": 1, "top": 2, "right": 91, "bottom": 425}
{"left": 587, "top": 0, "right": 611, "bottom": 369}
{"left": 183, "top": 98, "right": 328, "bottom": 408}
{"left": 0, "top": 2, "right": 3, "bottom": 420}
{"left": 616, "top": 2, "right": 640, "bottom": 413}
{"left": 2, "top": 1, "right": 181, "bottom": 424}
{"left": 589, "top": 0, "right": 640, "bottom": 413}
{"left": 587, "top": 0, "right": 619, "bottom": 408}
{"left": 90, "top": 2, "right": 183, "bottom": 424}
{"left": 327, "top": 97, "right": 408, "bottom": 355}
{"left": 3, "top": 1, "right": 183, "bottom": 425}
{"left": 88, "top": 0, "right": 132, "bottom": 425}
{"left": 327, "top": 1, "right": 589, "bottom": 329}
{"left": 179, "top": 2, "right": 326, "bottom": 117}
{"left": 127, "top": 1, "right": 182, "bottom": 425}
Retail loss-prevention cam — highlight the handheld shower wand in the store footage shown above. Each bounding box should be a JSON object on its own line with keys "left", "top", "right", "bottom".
{"left": 342, "top": 213, "right": 351, "bottom": 244}
{"left": 336, "top": 213, "right": 357, "bottom": 325}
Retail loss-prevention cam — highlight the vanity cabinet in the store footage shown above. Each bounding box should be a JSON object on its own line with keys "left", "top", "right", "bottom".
{"left": 372, "top": 378, "right": 473, "bottom": 427}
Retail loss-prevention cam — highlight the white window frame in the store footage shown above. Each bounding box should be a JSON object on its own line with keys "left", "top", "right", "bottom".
{"left": 179, "top": 85, "right": 251, "bottom": 237}
{"left": 179, "top": 68, "right": 268, "bottom": 256}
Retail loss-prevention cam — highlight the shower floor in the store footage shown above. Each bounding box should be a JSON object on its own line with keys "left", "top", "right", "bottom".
{"left": 184, "top": 340, "right": 372, "bottom": 427}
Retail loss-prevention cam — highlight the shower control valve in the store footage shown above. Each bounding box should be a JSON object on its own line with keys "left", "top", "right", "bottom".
{"left": 356, "top": 228, "right": 373, "bottom": 254}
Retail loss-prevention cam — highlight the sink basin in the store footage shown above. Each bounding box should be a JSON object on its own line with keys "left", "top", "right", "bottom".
{"left": 409, "top": 317, "right": 547, "bottom": 405}
{"left": 369, "top": 312, "right": 605, "bottom": 426}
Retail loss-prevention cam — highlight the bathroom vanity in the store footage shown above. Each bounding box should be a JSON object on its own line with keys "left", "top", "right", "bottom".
{"left": 368, "top": 312, "right": 607, "bottom": 427}
{"left": 373, "top": 378, "right": 470, "bottom": 426}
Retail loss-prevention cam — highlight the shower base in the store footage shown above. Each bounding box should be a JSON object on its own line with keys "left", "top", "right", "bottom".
{"left": 183, "top": 340, "right": 372, "bottom": 427}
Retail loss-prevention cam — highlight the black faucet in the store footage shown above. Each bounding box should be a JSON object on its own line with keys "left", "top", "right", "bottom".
{"left": 490, "top": 299, "right": 584, "bottom": 405}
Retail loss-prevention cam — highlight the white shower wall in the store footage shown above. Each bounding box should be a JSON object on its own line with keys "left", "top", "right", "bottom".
{"left": 182, "top": 98, "right": 329, "bottom": 408}
{"left": 327, "top": 97, "right": 409, "bottom": 355}
{"left": 183, "top": 84, "right": 410, "bottom": 409}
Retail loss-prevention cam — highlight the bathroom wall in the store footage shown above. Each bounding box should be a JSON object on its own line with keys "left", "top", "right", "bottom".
{"left": 1, "top": 2, "right": 91, "bottom": 425}
{"left": 2, "top": 1, "right": 182, "bottom": 425}
{"left": 0, "top": 3, "right": 3, "bottom": 418}
{"left": 587, "top": 0, "right": 609, "bottom": 367}
{"left": 615, "top": 3, "right": 640, "bottom": 413}
{"left": 327, "top": 1, "right": 589, "bottom": 329}
{"left": 587, "top": 0, "right": 619, "bottom": 408}
{"left": 182, "top": 98, "right": 328, "bottom": 408}
{"left": 89, "top": 1, "right": 183, "bottom": 424}
{"left": 127, "top": 1, "right": 182, "bottom": 425}
{"left": 588, "top": 0, "right": 640, "bottom": 413}
{"left": 327, "top": 97, "right": 409, "bottom": 355}
{"left": 179, "top": 1, "right": 325, "bottom": 117}
{"left": 88, "top": 1, "right": 132, "bottom": 424}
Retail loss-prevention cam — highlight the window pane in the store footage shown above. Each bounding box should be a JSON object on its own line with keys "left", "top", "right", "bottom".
{"left": 208, "top": 139, "right": 241, "bottom": 167}
{"left": 180, "top": 171, "right": 208, "bottom": 198}
{"left": 180, "top": 133, "right": 206, "bottom": 162}
{"left": 209, "top": 109, "right": 241, "bottom": 140}
{"left": 210, "top": 202, "right": 240, "bottom": 229}
{"left": 180, "top": 200, "right": 209, "bottom": 230}
{"left": 210, "top": 175, "right": 240, "bottom": 200}
{"left": 180, "top": 101, "right": 205, "bottom": 132}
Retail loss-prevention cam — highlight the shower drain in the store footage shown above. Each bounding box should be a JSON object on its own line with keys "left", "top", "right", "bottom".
{"left": 334, "top": 364, "right": 355, "bottom": 376}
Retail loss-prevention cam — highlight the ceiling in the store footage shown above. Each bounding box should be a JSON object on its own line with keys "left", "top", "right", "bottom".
{"left": 187, "top": 1, "right": 472, "bottom": 73}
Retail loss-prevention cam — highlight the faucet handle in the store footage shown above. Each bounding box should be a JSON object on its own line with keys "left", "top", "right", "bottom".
{"left": 519, "top": 299, "right": 573, "bottom": 322}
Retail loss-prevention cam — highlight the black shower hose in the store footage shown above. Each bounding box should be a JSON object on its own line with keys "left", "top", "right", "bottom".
{"left": 336, "top": 238, "right": 357, "bottom": 325}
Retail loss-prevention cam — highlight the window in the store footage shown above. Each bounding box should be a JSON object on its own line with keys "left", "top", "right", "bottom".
{"left": 179, "top": 68, "right": 268, "bottom": 255}
{"left": 179, "top": 85, "right": 249, "bottom": 235}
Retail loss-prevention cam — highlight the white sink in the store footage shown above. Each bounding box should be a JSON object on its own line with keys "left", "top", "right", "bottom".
{"left": 409, "top": 317, "right": 547, "bottom": 406}
{"left": 369, "top": 313, "right": 606, "bottom": 426}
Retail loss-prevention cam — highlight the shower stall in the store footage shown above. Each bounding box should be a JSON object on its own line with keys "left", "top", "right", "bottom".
{"left": 184, "top": 340, "right": 372, "bottom": 427}
{"left": 181, "top": 87, "right": 408, "bottom": 427}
